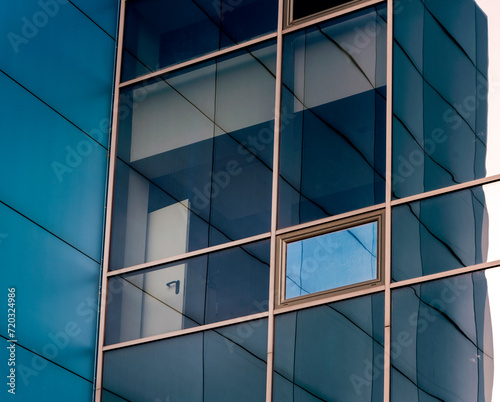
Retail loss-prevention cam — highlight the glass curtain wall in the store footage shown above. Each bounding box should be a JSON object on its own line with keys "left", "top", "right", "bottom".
{"left": 98, "top": 0, "right": 500, "bottom": 401}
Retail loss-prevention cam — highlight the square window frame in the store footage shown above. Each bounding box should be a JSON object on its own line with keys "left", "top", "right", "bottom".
{"left": 275, "top": 209, "right": 385, "bottom": 307}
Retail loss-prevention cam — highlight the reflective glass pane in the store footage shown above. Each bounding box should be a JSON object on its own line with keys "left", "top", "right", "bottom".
{"left": 286, "top": 221, "right": 378, "bottom": 299}
{"left": 1, "top": 347, "right": 93, "bottom": 402}
{"left": 103, "top": 320, "right": 267, "bottom": 401}
{"left": 393, "top": 0, "right": 500, "bottom": 199}
{"left": 279, "top": 5, "right": 387, "bottom": 229}
{"left": 0, "top": 2, "right": 115, "bottom": 147}
{"left": 105, "top": 241, "right": 269, "bottom": 344}
{"left": 274, "top": 293, "right": 384, "bottom": 401}
{"left": 0, "top": 63, "right": 108, "bottom": 262}
{"left": 122, "top": 0, "right": 278, "bottom": 81}
{"left": 111, "top": 42, "right": 276, "bottom": 270}
{"left": 391, "top": 268, "right": 500, "bottom": 401}
{"left": 293, "top": 0, "right": 355, "bottom": 21}
{"left": 392, "top": 181, "right": 500, "bottom": 282}
{"left": 0, "top": 202, "right": 100, "bottom": 381}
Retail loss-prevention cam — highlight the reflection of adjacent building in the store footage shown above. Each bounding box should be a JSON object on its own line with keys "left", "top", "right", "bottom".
{"left": 106, "top": 46, "right": 276, "bottom": 344}
{"left": 392, "top": 271, "right": 494, "bottom": 402}
{"left": 279, "top": 5, "right": 387, "bottom": 228}
{"left": 391, "top": 1, "right": 493, "bottom": 400}
{"left": 393, "top": 0, "right": 489, "bottom": 198}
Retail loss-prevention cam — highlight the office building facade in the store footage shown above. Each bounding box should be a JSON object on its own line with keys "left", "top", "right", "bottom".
{"left": 2, "top": 0, "right": 500, "bottom": 401}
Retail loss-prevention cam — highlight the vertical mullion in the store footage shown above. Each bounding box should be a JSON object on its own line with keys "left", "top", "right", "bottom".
{"left": 384, "top": 1, "right": 394, "bottom": 401}
{"left": 94, "top": 0, "right": 127, "bottom": 400}
{"left": 267, "top": 0, "right": 285, "bottom": 400}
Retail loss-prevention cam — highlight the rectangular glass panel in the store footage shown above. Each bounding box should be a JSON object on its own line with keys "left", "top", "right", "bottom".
{"left": 274, "top": 293, "right": 384, "bottom": 401}
{"left": 279, "top": 5, "right": 387, "bottom": 228}
{"left": 0, "top": 3, "right": 115, "bottom": 147}
{"left": 392, "top": 0, "right": 500, "bottom": 199}
{"left": 105, "top": 241, "right": 269, "bottom": 344}
{"left": 392, "top": 269, "right": 499, "bottom": 401}
{"left": 103, "top": 320, "right": 267, "bottom": 402}
{"left": 121, "top": 0, "right": 278, "bottom": 81}
{"left": 392, "top": 181, "right": 500, "bottom": 282}
{"left": 0, "top": 202, "right": 100, "bottom": 381}
{"left": 286, "top": 221, "right": 378, "bottom": 299}
{"left": 111, "top": 42, "right": 276, "bottom": 270}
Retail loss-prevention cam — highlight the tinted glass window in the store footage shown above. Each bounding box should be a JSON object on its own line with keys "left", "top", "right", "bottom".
{"left": 110, "top": 42, "right": 276, "bottom": 270}
{"left": 392, "top": 181, "right": 500, "bottom": 282}
{"left": 122, "top": 0, "right": 278, "bottom": 81}
{"left": 105, "top": 241, "right": 270, "bottom": 344}
{"left": 392, "top": 269, "right": 498, "bottom": 401}
{"left": 279, "top": 5, "right": 387, "bottom": 228}
{"left": 274, "top": 293, "right": 384, "bottom": 401}
{"left": 103, "top": 320, "right": 268, "bottom": 401}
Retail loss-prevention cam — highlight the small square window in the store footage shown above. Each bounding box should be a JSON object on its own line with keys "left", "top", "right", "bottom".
{"left": 276, "top": 211, "right": 383, "bottom": 306}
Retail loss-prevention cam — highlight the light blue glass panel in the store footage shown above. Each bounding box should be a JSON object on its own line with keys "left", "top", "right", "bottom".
{"left": 392, "top": 269, "right": 498, "bottom": 401}
{"left": 0, "top": 1, "right": 116, "bottom": 147}
{"left": 0, "top": 203, "right": 100, "bottom": 381}
{"left": 103, "top": 320, "right": 267, "bottom": 401}
{"left": 274, "top": 294, "right": 384, "bottom": 401}
{"left": 286, "top": 222, "right": 378, "bottom": 299}
{"left": 0, "top": 73, "right": 107, "bottom": 261}
{"left": 0, "top": 347, "right": 93, "bottom": 401}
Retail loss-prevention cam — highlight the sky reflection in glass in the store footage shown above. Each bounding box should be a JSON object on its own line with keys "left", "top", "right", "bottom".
{"left": 286, "top": 221, "right": 378, "bottom": 299}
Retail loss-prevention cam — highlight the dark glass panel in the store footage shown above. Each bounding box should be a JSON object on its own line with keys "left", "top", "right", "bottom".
{"left": 111, "top": 42, "right": 276, "bottom": 269}
{"left": 393, "top": 0, "right": 495, "bottom": 198}
{"left": 279, "top": 6, "right": 387, "bottom": 228}
{"left": 274, "top": 293, "right": 384, "bottom": 401}
{"left": 105, "top": 241, "right": 269, "bottom": 344}
{"left": 293, "top": 0, "right": 355, "bottom": 21}
{"left": 391, "top": 270, "right": 497, "bottom": 401}
{"left": 103, "top": 320, "right": 267, "bottom": 401}
{"left": 122, "top": 0, "right": 278, "bottom": 81}
{"left": 392, "top": 181, "right": 500, "bottom": 282}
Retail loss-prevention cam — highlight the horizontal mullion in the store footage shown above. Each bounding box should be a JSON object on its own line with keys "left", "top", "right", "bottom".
{"left": 107, "top": 232, "right": 271, "bottom": 277}
{"left": 119, "top": 32, "right": 278, "bottom": 88}
{"left": 103, "top": 311, "right": 269, "bottom": 351}
{"left": 391, "top": 174, "right": 500, "bottom": 207}
{"left": 389, "top": 260, "right": 500, "bottom": 290}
